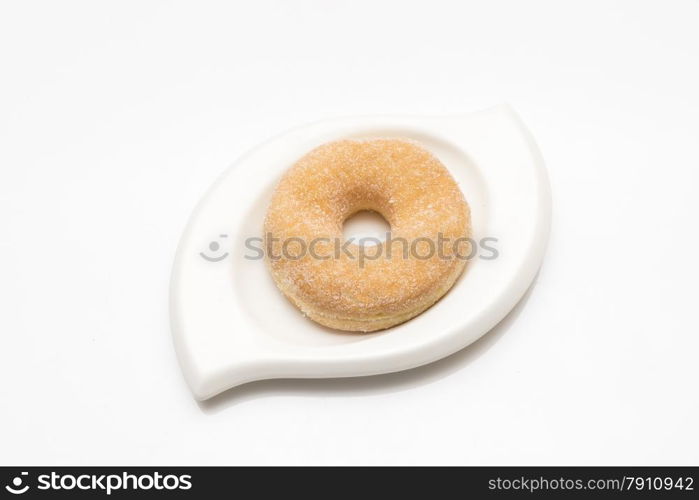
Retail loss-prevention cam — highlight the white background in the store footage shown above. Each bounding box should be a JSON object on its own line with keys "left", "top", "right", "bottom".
{"left": 1, "top": 0, "right": 697, "bottom": 465}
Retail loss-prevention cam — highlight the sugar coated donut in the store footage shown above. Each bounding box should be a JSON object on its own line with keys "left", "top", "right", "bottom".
{"left": 264, "top": 139, "right": 471, "bottom": 332}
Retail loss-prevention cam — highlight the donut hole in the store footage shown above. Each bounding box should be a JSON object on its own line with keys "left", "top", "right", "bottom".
{"left": 342, "top": 210, "right": 391, "bottom": 246}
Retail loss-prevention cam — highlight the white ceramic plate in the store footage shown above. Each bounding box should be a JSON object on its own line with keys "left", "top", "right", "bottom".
{"left": 170, "top": 105, "right": 551, "bottom": 400}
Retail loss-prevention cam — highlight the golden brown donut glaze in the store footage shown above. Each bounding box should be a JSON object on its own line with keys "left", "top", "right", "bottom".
{"left": 264, "top": 139, "right": 471, "bottom": 332}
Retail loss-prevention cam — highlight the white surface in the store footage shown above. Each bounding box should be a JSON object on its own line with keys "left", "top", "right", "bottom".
{"left": 0, "top": 0, "right": 697, "bottom": 465}
{"left": 171, "top": 109, "right": 551, "bottom": 399}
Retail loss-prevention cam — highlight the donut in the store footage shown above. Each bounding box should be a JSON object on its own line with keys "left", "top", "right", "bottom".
{"left": 264, "top": 139, "right": 471, "bottom": 332}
